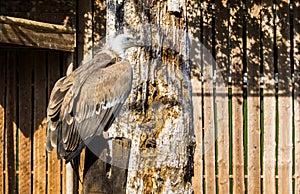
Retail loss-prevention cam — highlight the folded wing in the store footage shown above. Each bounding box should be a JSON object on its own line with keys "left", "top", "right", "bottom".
{"left": 46, "top": 60, "right": 132, "bottom": 161}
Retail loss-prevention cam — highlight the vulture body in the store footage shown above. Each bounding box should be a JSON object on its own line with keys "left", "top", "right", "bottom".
{"left": 46, "top": 34, "right": 139, "bottom": 163}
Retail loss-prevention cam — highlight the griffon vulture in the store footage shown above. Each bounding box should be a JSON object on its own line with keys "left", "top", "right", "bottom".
{"left": 46, "top": 34, "right": 141, "bottom": 164}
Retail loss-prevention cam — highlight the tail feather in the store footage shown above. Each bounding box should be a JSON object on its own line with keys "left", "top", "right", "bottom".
{"left": 65, "top": 141, "right": 86, "bottom": 183}
{"left": 70, "top": 154, "right": 82, "bottom": 183}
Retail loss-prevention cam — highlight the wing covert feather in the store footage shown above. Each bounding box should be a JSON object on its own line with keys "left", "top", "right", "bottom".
{"left": 64, "top": 61, "right": 132, "bottom": 140}
{"left": 46, "top": 59, "right": 133, "bottom": 159}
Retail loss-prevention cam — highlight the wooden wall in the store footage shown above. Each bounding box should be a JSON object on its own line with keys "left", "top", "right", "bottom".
{"left": 190, "top": 0, "right": 300, "bottom": 194}
{"left": 0, "top": 45, "right": 72, "bottom": 193}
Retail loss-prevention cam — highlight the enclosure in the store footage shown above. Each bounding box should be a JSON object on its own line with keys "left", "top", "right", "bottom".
{"left": 0, "top": 0, "right": 300, "bottom": 193}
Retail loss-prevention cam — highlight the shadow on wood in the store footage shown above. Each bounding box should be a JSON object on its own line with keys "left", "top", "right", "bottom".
{"left": 82, "top": 135, "right": 131, "bottom": 194}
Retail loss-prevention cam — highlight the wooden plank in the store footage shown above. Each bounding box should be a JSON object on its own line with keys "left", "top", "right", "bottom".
{"left": 261, "top": 1, "right": 276, "bottom": 193}
{"left": 229, "top": 1, "right": 245, "bottom": 193}
{"left": 62, "top": 160, "right": 66, "bottom": 194}
{"left": 188, "top": 2, "right": 203, "bottom": 193}
{"left": 0, "top": 49, "right": 6, "bottom": 194}
{"left": 76, "top": 1, "right": 94, "bottom": 192}
{"left": 62, "top": 52, "right": 74, "bottom": 76}
{"left": 18, "top": 50, "right": 33, "bottom": 193}
{"left": 82, "top": 138, "right": 130, "bottom": 193}
{"left": 215, "top": 1, "right": 230, "bottom": 193}
{"left": 246, "top": 1, "right": 261, "bottom": 194}
{"left": 76, "top": 0, "right": 93, "bottom": 65}
{"left": 191, "top": 76, "right": 203, "bottom": 194}
{"left": 93, "top": 0, "right": 106, "bottom": 45}
{"left": 188, "top": 3, "right": 203, "bottom": 193}
{"left": 5, "top": 50, "right": 17, "bottom": 193}
{"left": 47, "top": 50, "right": 62, "bottom": 194}
{"left": 202, "top": 1, "right": 216, "bottom": 193}
{"left": 62, "top": 52, "right": 73, "bottom": 194}
{"left": 294, "top": 2, "right": 300, "bottom": 193}
{"left": 0, "top": 23, "right": 75, "bottom": 52}
{"left": 276, "top": 1, "right": 293, "bottom": 194}
{"left": 62, "top": 52, "right": 68, "bottom": 194}
{"left": 83, "top": 146, "right": 109, "bottom": 193}
{"left": 33, "top": 51, "right": 47, "bottom": 194}
{"left": 110, "top": 139, "right": 131, "bottom": 193}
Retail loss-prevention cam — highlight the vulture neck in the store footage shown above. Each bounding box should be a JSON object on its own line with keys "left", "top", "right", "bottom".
{"left": 109, "top": 46, "right": 126, "bottom": 60}
{"left": 106, "top": 39, "right": 127, "bottom": 60}
{"left": 91, "top": 48, "right": 123, "bottom": 68}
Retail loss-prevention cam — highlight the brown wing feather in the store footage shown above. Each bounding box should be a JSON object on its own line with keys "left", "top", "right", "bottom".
{"left": 46, "top": 59, "right": 132, "bottom": 161}
{"left": 46, "top": 52, "right": 113, "bottom": 152}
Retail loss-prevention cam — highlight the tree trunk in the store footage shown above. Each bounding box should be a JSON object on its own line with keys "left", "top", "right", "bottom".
{"left": 82, "top": 0, "right": 195, "bottom": 193}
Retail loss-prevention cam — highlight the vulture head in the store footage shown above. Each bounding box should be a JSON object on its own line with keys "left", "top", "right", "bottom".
{"left": 108, "top": 33, "right": 142, "bottom": 60}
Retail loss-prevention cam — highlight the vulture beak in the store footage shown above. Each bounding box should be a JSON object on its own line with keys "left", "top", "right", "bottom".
{"left": 132, "top": 36, "right": 143, "bottom": 47}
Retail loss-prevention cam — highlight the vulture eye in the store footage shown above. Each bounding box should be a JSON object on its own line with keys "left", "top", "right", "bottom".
{"left": 96, "top": 101, "right": 106, "bottom": 114}
{"left": 96, "top": 104, "right": 101, "bottom": 114}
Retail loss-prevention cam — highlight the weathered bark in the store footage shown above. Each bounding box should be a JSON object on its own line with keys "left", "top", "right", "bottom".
{"left": 110, "top": 0, "right": 194, "bottom": 193}
{"left": 82, "top": 0, "right": 195, "bottom": 193}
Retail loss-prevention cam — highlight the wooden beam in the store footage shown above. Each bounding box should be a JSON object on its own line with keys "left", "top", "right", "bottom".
{"left": 0, "top": 16, "right": 75, "bottom": 34}
{"left": 0, "top": 16, "right": 75, "bottom": 52}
